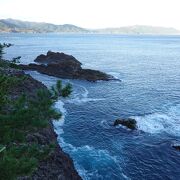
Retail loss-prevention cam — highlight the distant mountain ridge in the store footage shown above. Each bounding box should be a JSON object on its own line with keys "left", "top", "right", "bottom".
{"left": 0, "top": 18, "right": 180, "bottom": 35}
{"left": 0, "top": 19, "right": 88, "bottom": 33}
{"left": 95, "top": 25, "right": 180, "bottom": 35}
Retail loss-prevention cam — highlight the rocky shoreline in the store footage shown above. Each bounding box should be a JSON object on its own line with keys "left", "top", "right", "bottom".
{"left": 29, "top": 121, "right": 81, "bottom": 180}
{"left": 1, "top": 51, "right": 118, "bottom": 179}
{"left": 20, "top": 51, "right": 117, "bottom": 82}
{"left": 0, "top": 67, "right": 81, "bottom": 180}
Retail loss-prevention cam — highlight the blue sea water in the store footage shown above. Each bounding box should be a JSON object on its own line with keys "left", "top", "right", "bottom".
{"left": 1, "top": 33, "right": 180, "bottom": 179}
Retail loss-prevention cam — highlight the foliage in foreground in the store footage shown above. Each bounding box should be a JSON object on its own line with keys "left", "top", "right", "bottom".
{"left": 0, "top": 43, "right": 72, "bottom": 179}
{"left": 0, "top": 76, "right": 72, "bottom": 179}
{"left": 0, "top": 144, "right": 55, "bottom": 179}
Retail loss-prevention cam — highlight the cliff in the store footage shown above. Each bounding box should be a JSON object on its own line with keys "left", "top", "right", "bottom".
{"left": 0, "top": 67, "right": 81, "bottom": 180}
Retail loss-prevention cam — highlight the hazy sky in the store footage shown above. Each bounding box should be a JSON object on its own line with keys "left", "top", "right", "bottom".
{"left": 0, "top": 0, "right": 180, "bottom": 29}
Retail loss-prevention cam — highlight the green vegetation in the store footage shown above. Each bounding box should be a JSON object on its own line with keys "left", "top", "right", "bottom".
{"left": 51, "top": 80, "right": 72, "bottom": 99}
{"left": 0, "top": 43, "right": 21, "bottom": 69}
{"left": 0, "top": 43, "right": 72, "bottom": 179}
{"left": 0, "top": 144, "right": 55, "bottom": 179}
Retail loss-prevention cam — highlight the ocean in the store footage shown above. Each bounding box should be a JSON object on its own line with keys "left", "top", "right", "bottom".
{"left": 1, "top": 33, "right": 180, "bottom": 179}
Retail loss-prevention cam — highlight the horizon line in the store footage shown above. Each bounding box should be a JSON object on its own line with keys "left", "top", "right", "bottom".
{"left": 2, "top": 18, "right": 180, "bottom": 31}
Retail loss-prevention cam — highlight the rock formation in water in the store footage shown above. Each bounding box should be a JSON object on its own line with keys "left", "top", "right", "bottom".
{"left": 20, "top": 51, "right": 116, "bottom": 82}
{"left": 114, "top": 118, "right": 137, "bottom": 130}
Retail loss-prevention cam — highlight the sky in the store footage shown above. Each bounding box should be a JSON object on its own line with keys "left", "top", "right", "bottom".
{"left": 0, "top": 0, "right": 180, "bottom": 29}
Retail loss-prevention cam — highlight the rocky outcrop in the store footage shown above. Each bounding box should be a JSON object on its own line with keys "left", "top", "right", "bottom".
{"left": 114, "top": 118, "right": 137, "bottom": 130}
{"left": 20, "top": 51, "right": 116, "bottom": 82}
{"left": 0, "top": 67, "right": 47, "bottom": 100}
{"left": 28, "top": 122, "right": 81, "bottom": 180}
{"left": 35, "top": 51, "right": 82, "bottom": 72}
{"left": 2, "top": 67, "right": 81, "bottom": 180}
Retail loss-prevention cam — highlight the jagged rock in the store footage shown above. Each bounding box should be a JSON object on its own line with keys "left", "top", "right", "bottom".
{"left": 19, "top": 51, "right": 116, "bottom": 82}
{"left": 29, "top": 122, "right": 82, "bottom": 180}
{"left": 114, "top": 118, "right": 137, "bottom": 130}
{"left": 0, "top": 67, "right": 46, "bottom": 100}
{"left": 35, "top": 51, "right": 82, "bottom": 73}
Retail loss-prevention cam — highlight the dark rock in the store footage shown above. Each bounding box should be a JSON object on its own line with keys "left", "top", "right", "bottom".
{"left": 26, "top": 133, "right": 47, "bottom": 144}
{"left": 172, "top": 143, "right": 180, "bottom": 151}
{"left": 35, "top": 51, "right": 81, "bottom": 65}
{"left": 19, "top": 51, "right": 117, "bottom": 82}
{"left": 114, "top": 118, "right": 137, "bottom": 130}
{"left": 29, "top": 122, "right": 82, "bottom": 180}
{"left": 78, "top": 69, "right": 114, "bottom": 82}
{"left": 35, "top": 51, "right": 82, "bottom": 73}
{"left": 0, "top": 67, "right": 24, "bottom": 76}
{"left": 0, "top": 67, "right": 47, "bottom": 100}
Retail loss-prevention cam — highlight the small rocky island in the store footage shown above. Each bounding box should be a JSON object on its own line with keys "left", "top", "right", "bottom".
{"left": 20, "top": 51, "right": 116, "bottom": 82}
{"left": 114, "top": 118, "right": 137, "bottom": 130}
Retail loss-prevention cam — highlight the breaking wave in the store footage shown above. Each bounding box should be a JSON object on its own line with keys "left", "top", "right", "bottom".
{"left": 66, "top": 85, "right": 104, "bottom": 105}
{"left": 133, "top": 104, "right": 180, "bottom": 136}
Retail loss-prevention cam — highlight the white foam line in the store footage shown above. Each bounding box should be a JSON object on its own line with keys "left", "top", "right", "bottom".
{"left": 66, "top": 84, "right": 105, "bottom": 105}
{"left": 53, "top": 99, "right": 67, "bottom": 135}
{"left": 52, "top": 99, "right": 93, "bottom": 179}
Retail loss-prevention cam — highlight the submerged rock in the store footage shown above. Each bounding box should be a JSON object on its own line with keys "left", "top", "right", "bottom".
{"left": 172, "top": 143, "right": 180, "bottom": 151}
{"left": 114, "top": 118, "right": 137, "bottom": 130}
{"left": 20, "top": 51, "right": 116, "bottom": 82}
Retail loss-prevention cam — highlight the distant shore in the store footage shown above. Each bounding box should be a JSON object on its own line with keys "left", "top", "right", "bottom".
{"left": 1, "top": 18, "right": 180, "bottom": 35}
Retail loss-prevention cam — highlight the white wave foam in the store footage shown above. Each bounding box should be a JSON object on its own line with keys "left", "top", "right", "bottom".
{"left": 122, "top": 173, "right": 131, "bottom": 180}
{"left": 58, "top": 138, "right": 118, "bottom": 180}
{"left": 67, "top": 85, "right": 104, "bottom": 105}
{"left": 60, "top": 138, "right": 117, "bottom": 163}
{"left": 53, "top": 100, "right": 67, "bottom": 135}
{"left": 133, "top": 104, "right": 180, "bottom": 136}
{"left": 52, "top": 101, "right": 90, "bottom": 178}
{"left": 67, "top": 97, "right": 105, "bottom": 105}
{"left": 82, "top": 85, "right": 89, "bottom": 98}
{"left": 108, "top": 72, "right": 121, "bottom": 80}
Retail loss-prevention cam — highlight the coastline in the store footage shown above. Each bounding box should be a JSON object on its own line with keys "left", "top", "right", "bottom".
{"left": 26, "top": 75, "right": 82, "bottom": 179}
{"left": 30, "top": 120, "right": 81, "bottom": 180}
{"left": 0, "top": 67, "right": 81, "bottom": 179}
